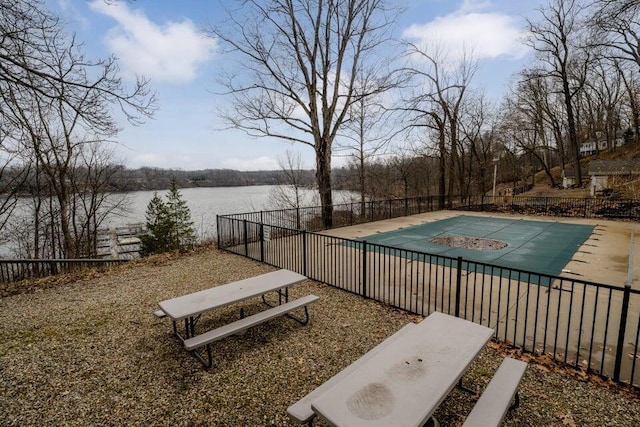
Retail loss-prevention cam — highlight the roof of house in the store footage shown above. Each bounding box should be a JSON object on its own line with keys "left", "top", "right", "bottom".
{"left": 588, "top": 159, "right": 640, "bottom": 175}
{"left": 562, "top": 168, "right": 587, "bottom": 178}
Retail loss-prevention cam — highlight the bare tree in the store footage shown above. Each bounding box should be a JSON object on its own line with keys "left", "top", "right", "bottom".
{"left": 213, "top": 0, "right": 400, "bottom": 228}
{"left": 584, "top": 59, "right": 624, "bottom": 151}
{"left": 504, "top": 71, "right": 566, "bottom": 187}
{"left": 0, "top": 0, "right": 154, "bottom": 125}
{"left": 68, "top": 145, "right": 128, "bottom": 257}
{"left": 268, "top": 150, "right": 315, "bottom": 209}
{"left": 459, "top": 93, "right": 500, "bottom": 194}
{"left": 400, "top": 81, "right": 447, "bottom": 206}
{"left": 336, "top": 66, "right": 395, "bottom": 214}
{"left": 0, "top": 0, "right": 155, "bottom": 258}
{"left": 401, "top": 43, "right": 478, "bottom": 203}
{"left": 590, "top": 0, "right": 640, "bottom": 69}
{"left": 526, "top": 0, "right": 590, "bottom": 184}
{"left": 616, "top": 61, "right": 640, "bottom": 143}
{"left": 587, "top": 0, "right": 640, "bottom": 143}
{"left": 0, "top": 128, "right": 28, "bottom": 231}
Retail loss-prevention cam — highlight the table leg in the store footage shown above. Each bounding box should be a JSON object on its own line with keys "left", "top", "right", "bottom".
{"left": 456, "top": 378, "right": 476, "bottom": 394}
{"left": 262, "top": 287, "right": 289, "bottom": 307}
{"left": 172, "top": 320, "right": 187, "bottom": 343}
{"left": 171, "top": 315, "right": 201, "bottom": 342}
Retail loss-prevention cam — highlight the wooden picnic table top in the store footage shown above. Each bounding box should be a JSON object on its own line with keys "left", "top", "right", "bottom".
{"left": 157, "top": 269, "right": 306, "bottom": 320}
{"left": 310, "top": 312, "right": 494, "bottom": 427}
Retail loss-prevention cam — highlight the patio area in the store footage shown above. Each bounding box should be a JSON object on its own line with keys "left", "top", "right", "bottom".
{"left": 1, "top": 247, "right": 638, "bottom": 426}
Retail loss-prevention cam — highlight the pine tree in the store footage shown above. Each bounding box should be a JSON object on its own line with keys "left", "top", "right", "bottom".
{"left": 140, "top": 192, "right": 170, "bottom": 256}
{"left": 139, "top": 181, "right": 195, "bottom": 255}
{"left": 165, "top": 178, "right": 196, "bottom": 251}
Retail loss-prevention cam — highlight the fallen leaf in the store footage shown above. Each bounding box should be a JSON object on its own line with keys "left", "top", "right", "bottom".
{"left": 556, "top": 412, "right": 577, "bottom": 427}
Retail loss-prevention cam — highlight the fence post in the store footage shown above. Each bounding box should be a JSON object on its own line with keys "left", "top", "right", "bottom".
{"left": 455, "top": 256, "right": 463, "bottom": 317}
{"left": 362, "top": 240, "right": 368, "bottom": 299}
{"left": 296, "top": 207, "right": 301, "bottom": 230}
{"left": 613, "top": 284, "right": 632, "bottom": 382}
{"left": 259, "top": 222, "right": 265, "bottom": 263}
{"left": 350, "top": 202, "right": 354, "bottom": 226}
{"left": 243, "top": 219, "right": 248, "bottom": 257}
{"left": 216, "top": 215, "right": 221, "bottom": 248}
{"left": 583, "top": 198, "right": 588, "bottom": 218}
{"left": 302, "top": 230, "right": 307, "bottom": 277}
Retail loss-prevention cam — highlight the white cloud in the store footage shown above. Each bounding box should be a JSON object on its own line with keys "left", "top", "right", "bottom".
{"left": 131, "top": 153, "right": 168, "bottom": 167}
{"left": 402, "top": 5, "right": 528, "bottom": 61}
{"left": 88, "top": 0, "right": 216, "bottom": 83}
{"left": 130, "top": 152, "right": 210, "bottom": 169}
{"left": 222, "top": 157, "right": 280, "bottom": 171}
{"left": 57, "top": 0, "right": 90, "bottom": 29}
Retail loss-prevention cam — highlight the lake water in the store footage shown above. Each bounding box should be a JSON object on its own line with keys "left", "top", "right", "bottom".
{"left": 107, "top": 185, "right": 356, "bottom": 240}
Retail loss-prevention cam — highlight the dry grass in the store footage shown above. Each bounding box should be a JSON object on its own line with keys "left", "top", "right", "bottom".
{"left": 1, "top": 247, "right": 638, "bottom": 426}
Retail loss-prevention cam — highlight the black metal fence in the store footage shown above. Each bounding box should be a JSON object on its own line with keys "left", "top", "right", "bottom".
{"left": 0, "top": 258, "right": 128, "bottom": 283}
{"left": 482, "top": 195, "right": 640, "bottom": 220}
{"left": 217, "top": 198, "right": 640, "bottom": 388}
{"left": 221, "top": 195, "right": 640, "bottom": 234}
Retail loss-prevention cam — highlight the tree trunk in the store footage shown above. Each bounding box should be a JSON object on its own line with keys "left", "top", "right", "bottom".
{"left": 563, "top": 79, "right": 582, "bottom": 185}
{"left": 359, "top": 150, "right": 366, "bottom": 219}
{"left": 58, "top": 191, "right": 76, "bottom": 258}
{"left": 316, "top": 144, "right": 333, "bottom": 229}
{"left": 438, "top": 128, "right": 446, "bottom": 209}
{"left": 447, "top": 149, "right": 456, "bottom": 201}
{"left": 619, "top": 70, "right": 640, "bottom": 144}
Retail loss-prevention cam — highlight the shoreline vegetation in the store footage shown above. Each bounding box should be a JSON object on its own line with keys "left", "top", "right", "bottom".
{"left": 1, "top": 245, "right": 638, "bottom": 426}
{"left": 8, "top": 167, "right": 331, "bottom": 194}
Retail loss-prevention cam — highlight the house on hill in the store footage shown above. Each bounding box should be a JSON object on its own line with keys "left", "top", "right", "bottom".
{"left": 579, "top": 132, "right": 626, "bottom": 157}
{"left": 588, "top": 159, "right": 640, "bottom": 196}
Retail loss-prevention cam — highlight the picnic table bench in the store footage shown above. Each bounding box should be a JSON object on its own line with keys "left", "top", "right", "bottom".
{"left": 156, "top": 269, "right": 318, "bottom": 368}
{"left": 288, "top": 312, "right": 526, "bottom": 427}
{"left": 462, "top": 357, "right": 527, "bottom": 427}
{"left": 184, "top": 294, "right": 319, "bottom": 368}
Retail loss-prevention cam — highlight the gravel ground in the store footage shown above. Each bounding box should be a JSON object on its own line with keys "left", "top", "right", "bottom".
{"left": 0, "top": 247, "right": 638, "bottom": 426}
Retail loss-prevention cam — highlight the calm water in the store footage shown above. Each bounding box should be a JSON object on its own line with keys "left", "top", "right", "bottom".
{"left": 107, "top": 185, "right": 356, "bottom": 240}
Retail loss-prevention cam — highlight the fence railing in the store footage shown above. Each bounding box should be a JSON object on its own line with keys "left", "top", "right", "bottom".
{"left": 482, "top": 195, "right": 640, "bottom": 220}
{"left": 220, "top": 195, "right": 640, "bottom": 232}
{"left": 0, "top": 258, "right": 128, "bottom": 283}
{"left": 217, "top": 213, "right": 640, "bottom": 388}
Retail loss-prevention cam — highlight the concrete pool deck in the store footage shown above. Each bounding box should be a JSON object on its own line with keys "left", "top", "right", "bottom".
{"left": 321, "top": 210, "right": 638, "bottom": 290}
{"left": 228, "top": 210, "right": 639, "bottom": 383}
{"left": 313, "top": 211, "right": 639, "bottom": 382}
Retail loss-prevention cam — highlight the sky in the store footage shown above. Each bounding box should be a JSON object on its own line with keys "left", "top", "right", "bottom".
{"left": 49, "top": 0, "right": 545, "bottom": 171}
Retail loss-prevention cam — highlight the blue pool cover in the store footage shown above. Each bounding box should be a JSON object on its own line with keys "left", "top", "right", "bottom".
{"left": 357, "top": 215, "right": 594, "bottom": 282}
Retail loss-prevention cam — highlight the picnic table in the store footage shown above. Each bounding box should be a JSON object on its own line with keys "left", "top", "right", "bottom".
{"left": 157, "top": 269, "right": 318, "bottom": 368}
{"left": 158, "top": 269, "right": 307, "bottom": 340}
{"left": 309, "top": 312, "right": 494, "bottom": 427}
